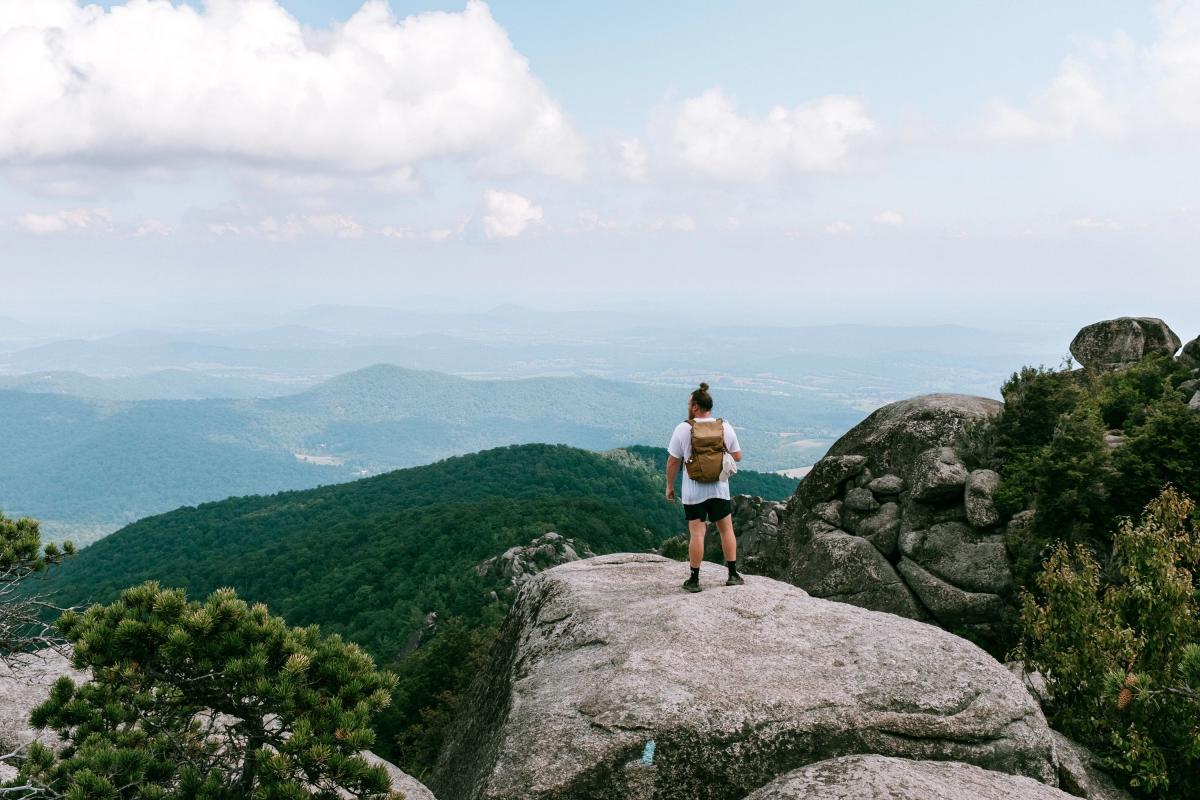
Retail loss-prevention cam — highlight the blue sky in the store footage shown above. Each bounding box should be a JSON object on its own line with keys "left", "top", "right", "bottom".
{"left": 3, "top": 1, "right": 1197, "bottom": 336}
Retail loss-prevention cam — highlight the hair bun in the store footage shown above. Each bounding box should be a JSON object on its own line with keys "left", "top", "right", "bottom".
{"left": 699, "top": 382, "right": 709, "bottom": 391}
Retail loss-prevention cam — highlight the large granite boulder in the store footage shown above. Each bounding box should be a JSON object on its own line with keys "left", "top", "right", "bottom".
{"left": 430, "top": 553, "right": 1058, "bottom": 800}
{"left": 908, "top": 447, "right": 969, "bottom": 503}
{"left": 815, "top": 394, "right": 1001, "bottom": 479}
{"left": 1179, "top": 335, "right": 1200, "bottom": 370}
{"left": 742, "top": 755, "right": 1079, "bottom": 800}
{"left": 1070, "top": 317, "right": 1181, "bottom": 369}
{"left": 1050, "top": 732, "right": 1133, "bottom": 800}
{"left": 965, "top": 469, "right": 1001, "bottom": 527}
{"left": 770, "top": 394, "right": 1010, "bottom": 646}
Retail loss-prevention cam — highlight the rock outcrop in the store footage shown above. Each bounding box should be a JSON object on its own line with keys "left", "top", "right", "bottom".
{"left": 430, "top": 553, "right": 1058, "bottom": 800}
{"left": 712, "top": 495, "right": 787, "bottom": 571}
{"left": 1050, "top": 733, "right": 1133, "bottom": 800}
{"left": 474, "top": 531, "right": 595, "bottom": 589}
{"left": 770, "top": 394, "right": 1010, "bottom": 644}
{"left": 1180, "top": 335, "right": 1200, "bottom": 370}
{"left": 658, "top": 495, "right": 787, "bottom": 572}
{"left": 742, "top": 755, "right": 1080, "bottom": 800}
{"left": 1069, "top": 317, "right": 1181, "bottom": 369}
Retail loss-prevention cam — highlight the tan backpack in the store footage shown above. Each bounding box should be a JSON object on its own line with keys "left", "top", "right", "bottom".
{"left": 684, "top": 417, "right": 726, "bottom": 483}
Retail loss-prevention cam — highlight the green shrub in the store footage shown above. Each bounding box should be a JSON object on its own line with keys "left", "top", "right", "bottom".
{"left": 14, "top": 582, "right": 397, "bottom": 800}
{"left": 1015, "top": 488, "right": 1200, "bottom": 799}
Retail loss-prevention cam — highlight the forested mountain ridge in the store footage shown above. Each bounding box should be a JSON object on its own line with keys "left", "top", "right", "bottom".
{"left": 0, "top": 363, "right": 843, "bottom": 544}
{"left": 40, "top": 443, "right": 796, "bottom": 653}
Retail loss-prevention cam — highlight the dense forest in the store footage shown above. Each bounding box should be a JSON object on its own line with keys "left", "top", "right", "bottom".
{"left": 39, "top": 442, "right": 797, "bottom": 776}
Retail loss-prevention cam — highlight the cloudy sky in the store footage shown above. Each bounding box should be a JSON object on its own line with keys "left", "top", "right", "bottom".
{"left": 1, "top": 0, "right": 1197, "bottom": 334}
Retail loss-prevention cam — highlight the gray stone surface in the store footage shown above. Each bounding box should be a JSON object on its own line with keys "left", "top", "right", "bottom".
{"left": 742, "top": 755, "right": 1077, "bottom": 800}
{"left": 712, "top": 495, "right": 788, "bottom": 572}
{"left": 899, "top": 522, "right": 1011, "bottom": 595}
{"left": 866, "top": 473, "right": 906, "bottom": 495}
{"left": 790, "top": 531, "right": 925, "bottom": 619}
{"left": 965, "top": 469, "right": 1001, "bottom": 528}
{"left": 813, "top": 500, "right": 842, "bottom": 527}
{"left": 895, "top": 558, "right": 1008, "bottom": 627}
{"left": 1050, "top": 731, "right": 1133, "bottom": 800}
{"left": 844, "top": 486, "right": 880, "bottom": 513}
{"left": 770, "top": 394, "right": 1012, "bottom": 643}
{"left": 908, "top": 447, "right": 969, "bottom": 503}
{"left": 822, "top": 394, "right": 1002, "bottom": 478}
{"left": 474, "top": 531, "right": 595, "bottom": 589}
{"left": 857, "top": 502, "right": 902, "bottom": 556}
{"left": 794, "top": 455, "right": 867, "bottom": 506}
{"left": 1070, "top": 317, "right": 1181, "bottom": 369}
{"left": 431, "top": 553, "right": 1057, "bottom": 800}
{"left": 0, "top": 650, "right": 84, "bottom": 756}
{"left": 1177, "top": 335, "right": 1200, "bottom": 370}
{"left": 1005, "top": 661, "right": 1050, "bottom": 709}
{"left": 1191, "top": 391, "right": 1200, "bottom": 412}
{"left": 363, "top": 752, "right": 439, "bottom": 800}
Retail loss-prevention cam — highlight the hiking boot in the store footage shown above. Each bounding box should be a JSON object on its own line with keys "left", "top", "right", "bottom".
{"left": 725, "top": 573, "right": 745, "bottom": 586}
{"left": 682, "top": 576, "right": 702, "bottom": 593}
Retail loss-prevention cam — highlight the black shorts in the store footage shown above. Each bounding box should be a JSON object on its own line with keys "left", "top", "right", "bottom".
{"left": 684, "top": 497, "right": 732, "bottom": 522}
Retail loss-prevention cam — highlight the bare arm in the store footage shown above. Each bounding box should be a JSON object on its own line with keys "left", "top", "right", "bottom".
{"left": 732, "top": 451, "right": 742, "bottom": 462}
{"left": 665, "top": 455, "right": 680, "bottom": 501}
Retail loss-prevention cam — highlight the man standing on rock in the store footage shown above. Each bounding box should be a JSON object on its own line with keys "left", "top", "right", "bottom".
{"left": 665, "top": 382, "right": 744, "bottom": 592}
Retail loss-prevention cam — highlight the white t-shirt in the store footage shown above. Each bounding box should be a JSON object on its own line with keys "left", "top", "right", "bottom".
{"left": 667, "top": 417, "right": 742, "bottom": 504}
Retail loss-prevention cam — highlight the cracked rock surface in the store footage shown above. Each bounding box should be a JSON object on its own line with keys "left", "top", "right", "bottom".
{"left": 742, "top": 755, "right": 1078, "bottom": 800}
{"left": 430, "top": 553, "right": 1056, "bottom": 800}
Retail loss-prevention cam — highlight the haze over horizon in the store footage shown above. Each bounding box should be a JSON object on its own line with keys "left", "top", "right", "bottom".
{"left": 1, "top": 1, "right": 1196, "bottom": 334}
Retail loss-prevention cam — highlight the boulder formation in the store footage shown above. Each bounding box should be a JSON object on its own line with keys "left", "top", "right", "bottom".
{"left": 767, "top": 394, "right": 1009, "bottom": 644}
{"left": 742, "top": 755, "right": 1082, "bottom": 800}
{"left": 430, "top": 553, "right": 1058, "bottom": 800}
{"left": 474, "top": 531, "right": 595, "bottom": 589}
{"left": 1069, "top": 317, "right": 1181, "bottom": 369}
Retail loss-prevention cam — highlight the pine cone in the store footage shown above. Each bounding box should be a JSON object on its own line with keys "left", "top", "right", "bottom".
{"left": 1117, "top": 686, "right": 1133, "bottom": 710}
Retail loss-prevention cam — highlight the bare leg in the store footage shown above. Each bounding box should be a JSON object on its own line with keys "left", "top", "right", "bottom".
{"left": 688, "top": 519, "right": 707, "bottom": 568}
{"left": 714, "top": 514, "right": 737, "bottom": 563}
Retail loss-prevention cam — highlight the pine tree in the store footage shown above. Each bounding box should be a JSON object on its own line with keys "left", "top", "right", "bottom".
{"left": 1, "top": 512, "right": 74, "bottom": 662}
{"left": 14, "top": 582, "right": 401, "bottom": 800}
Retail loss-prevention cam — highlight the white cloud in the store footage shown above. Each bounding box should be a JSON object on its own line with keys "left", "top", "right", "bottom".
{"left": 1071, "top": 216, "right": 1122, "bottom": 231}
{"left": 977, "top": 1, "right": 1200, "bottom": 141}
{"left": 207, "top": 213, "right": 366, "bottom": 242}
{"left": 618, "top": 138, "right": 648, "bottom": 180}
{"left": 668, "top": 88, "right": 876, "bottom": 181}
{"left": 15, "top": 207, "right": 112, "bottom": 234}
{"left": 825, "top": 221, "right": 854, "bottom": 235}
{"left": 873, "top": 210, "right": 904, "bottom": 227}
{"left": 648, "top": 214, "right": 696, "bottom": 233}
{"left": 0, "top": 0, "right": 585, "bottom": 181}
{"left": 134, "top": 218, "right": 172, "bottom": 237}
{"left": 573, "top": 210, "right": 618, "bottom": 232}
{"left": 481, "top": 190, "right": 543, "bottom": 239}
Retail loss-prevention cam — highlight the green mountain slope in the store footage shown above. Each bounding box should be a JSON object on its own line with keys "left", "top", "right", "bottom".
{"left": 45, "top": 443, "right": 794, "bottom": 652}
{"left": 0, "top": 365, "right": 841, "bottom": 543}
{"left": 40, "top": 442, "right": 796, "bottom": 775}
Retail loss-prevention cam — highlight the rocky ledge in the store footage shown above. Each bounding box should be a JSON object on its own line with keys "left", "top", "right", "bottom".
{"left": 430, "top": 553, "right": 1059, "bottom": 800}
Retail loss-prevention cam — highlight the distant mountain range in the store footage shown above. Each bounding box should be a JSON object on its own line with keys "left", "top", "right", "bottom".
{"left": 0, "top": 364, "right": 833, "bottom": 544}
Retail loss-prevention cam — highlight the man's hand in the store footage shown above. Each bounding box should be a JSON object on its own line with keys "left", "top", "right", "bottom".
{"left": 665, "top": 486, "right": 676, "bottom": 502}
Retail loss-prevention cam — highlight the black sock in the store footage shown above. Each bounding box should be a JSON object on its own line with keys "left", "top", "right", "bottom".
{"left": 727, "top": 560, "right": 738, "bottom": 575}
{"left": 690, "top": 567, "right": 700, "bottom": 582}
